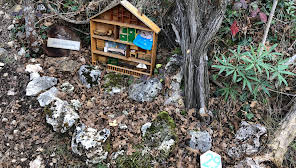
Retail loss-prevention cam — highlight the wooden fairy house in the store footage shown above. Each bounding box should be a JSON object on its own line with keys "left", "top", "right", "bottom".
{"left": 90, "top": 0, "right": 161, "bottom": 77}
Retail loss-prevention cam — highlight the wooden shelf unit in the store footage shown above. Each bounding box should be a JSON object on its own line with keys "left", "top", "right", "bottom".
{"left": 90, "top": 0, "right": 160, "bottom": 78}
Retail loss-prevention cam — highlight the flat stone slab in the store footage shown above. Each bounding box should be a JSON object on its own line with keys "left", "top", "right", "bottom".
{"left": 26, "top": 76, "right": 57, "bottom": 96}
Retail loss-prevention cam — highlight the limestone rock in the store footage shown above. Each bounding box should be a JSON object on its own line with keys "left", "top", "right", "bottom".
{"left": 141, "top": 122, "right": 151, "bottom": 137}
{"left": 60, "top": 82, "right": 74, "bottom": 93}
{"left": 71, "top": 124, "right": 110, "bottom": 164}
{"left": 143, "top": 112, "right": 176, "bottom": 155}
{"left": 46, "top": 99, "right": 79, "bottom": 133}
{"left": 29, "top": 155, "right": 44, "bottom": 168}
{"left": 26, "top": 76, "right": 57, "bottom": 96}
{"left": 25, "top": 64, "right": 43, "bottom": 73}
{"left": 227, "top": 121, "right": 267, "bottom": 159}
{"left": 78, "top": 65, "right": 101, "bottom": 88}
{"left": 129, "top": 78, "right": 162, "bottom": 102}
{"left": 164, "top": 54, "right": 184, "bottom": 106}
{"left": 30, "top": 72, "right": 40, "bottom": 80}
{"left": 71, "top": 99, "right": 82, "bottom": 110}
{"left": 37, "top": 87, "right": 58, "bottom": 107}
{"left": 189, "top": 131, "right": 212, "bottom": 153}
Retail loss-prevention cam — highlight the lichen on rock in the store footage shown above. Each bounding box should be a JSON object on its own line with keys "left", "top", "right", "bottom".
{"left": 128, "top": 78, "right": 163, "bottom": 102}
{"left": 71, "top": 124, "right": 111, "bottom": 165}
{"left": 78, "top": 65, "right": 101, "bottom": 88}
{"left": 46, "top": 99, "right": 80, "bottom": 133}
{"left": 143, "top": 111, "right": 176, "bottom": 154}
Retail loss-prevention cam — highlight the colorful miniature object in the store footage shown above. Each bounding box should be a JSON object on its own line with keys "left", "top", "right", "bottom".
{"left": 90, "top": 0, "right": 161, "bottom": 77}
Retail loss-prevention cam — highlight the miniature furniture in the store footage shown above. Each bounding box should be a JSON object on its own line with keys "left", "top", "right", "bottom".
{"left": 90, "top": 0, "right": 161, "bottom": 77}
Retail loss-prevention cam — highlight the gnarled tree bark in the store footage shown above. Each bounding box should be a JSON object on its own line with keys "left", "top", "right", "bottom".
{"left": 173, "top": 0, "right": 228, "bottom": 110}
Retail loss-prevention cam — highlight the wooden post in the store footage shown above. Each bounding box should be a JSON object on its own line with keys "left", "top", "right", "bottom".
{"left": 90, "top": 21, "right": 96, "bottom": 64}
{"left": 150, "top": 32, "right": 158, "bottom": 76}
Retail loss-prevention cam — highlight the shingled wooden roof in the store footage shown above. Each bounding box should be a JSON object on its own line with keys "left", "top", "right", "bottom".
{"left": 90, "top": 0, "right": 161, "bottom": 33}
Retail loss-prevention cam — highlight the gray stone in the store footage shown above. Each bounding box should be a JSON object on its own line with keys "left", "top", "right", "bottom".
{"left": 189, "top": 131, "right": 212, "bottom": 153}
{"left": 111, "top": 150, "right": 125, "bottom": 160}
{"left": 0, "top": 48, "right": 8, "bottom": 57}
{"left": 37, "top": 87, "right": 58, "bottom": 107}
{"left": 18, "top": 47, "right": 26, "bottom": 56}
{"left": 141, "top": 122, "right": 151, "bottom": 137}
{"left": 26, "top": 76, "right": 57, "bottom": 96}
{"left": 235, "top": 157, "right": 261, "bottom": 168}
{"left": 46, "top": 99, "right": 79, "bottom": 133}
{"left": 60, "top": 82, "right": 74, "bottom": 93}
{"left": 227, "top": 121, "right": 267, "bottom": 159}
{"left": 129, "top": 78, "right": 162, "bottom": 102}
{"left": 71, "top": 124, "right": 110, "bottom": 164}
{"left": 164, "top": 55, "right": 184, "bottom": 106}
{"left": 78, "top": 65, "right": 101, "bottom": 88}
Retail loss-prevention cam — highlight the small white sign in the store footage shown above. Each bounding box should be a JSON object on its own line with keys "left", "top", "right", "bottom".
{"left": 47, "top": 38, "right": 80, "bottom": 51}
{"left": 200, "top": 151, "right": 222, "bottom": 168}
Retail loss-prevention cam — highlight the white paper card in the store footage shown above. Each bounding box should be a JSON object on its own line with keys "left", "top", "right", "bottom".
{"left": 47, "top": 38, "right": 80, "bottom": 51}
{"left": 200, "top": 150, "right": 222, "bottom": 168}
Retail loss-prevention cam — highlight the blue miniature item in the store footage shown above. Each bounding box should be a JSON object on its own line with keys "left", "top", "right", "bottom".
{"left": 133, "top": 35, "right": 153, "bottom": 51}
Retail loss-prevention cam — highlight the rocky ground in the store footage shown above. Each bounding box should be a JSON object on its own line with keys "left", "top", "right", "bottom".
{"left": 0, "top": 1, "right": 296, "bottom": 168}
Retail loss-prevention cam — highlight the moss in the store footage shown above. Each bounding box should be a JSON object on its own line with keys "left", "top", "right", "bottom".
{"left": 156, "top": 111, "right": 176, "bottom": 129}
{"left": 103, "top": 72, "right": 127, "bottom": 89}
{"left": 116, "top": 151, "right": 153, "bottom": 168}
{"left": 103, "top": 138, "right": 112, "bottom": 153}
{"left": 44, "top": 106, "right": 53, "bottom": 117}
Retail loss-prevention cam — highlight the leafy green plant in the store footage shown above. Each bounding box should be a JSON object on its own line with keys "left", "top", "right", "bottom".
{"left": 212, "top": 44, "right": 295, "bottom": 100}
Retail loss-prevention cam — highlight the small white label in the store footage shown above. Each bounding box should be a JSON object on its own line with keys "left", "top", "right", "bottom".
{"left": 200, "top": 151, "right": 222, "bottom": 168}
{"left": 47, "top": 38, "right": 80, "bottom": 51}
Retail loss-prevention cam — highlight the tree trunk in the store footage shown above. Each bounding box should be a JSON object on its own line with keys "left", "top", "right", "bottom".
{"left": 173, "top": 0, "right": 228, "bottom": 109}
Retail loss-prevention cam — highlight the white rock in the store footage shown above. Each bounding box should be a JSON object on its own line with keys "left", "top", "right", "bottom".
{"left": 141, "top": 122, "right": 152, "bottom": 137}
{"left": 7, "top": 41, "right": 14, "bottom": 47}
{"left": 7, "top": 89, "right": 16, "bottom": 96}
{"left": 46, "top": 99, "right": 79, "bottom": 133}
{"left": 26, "top": 76, "right": 57, "bottom": 96}
{"left": 11, "top": 120, "right": 17, "bottom": 126}
{"left": 60, "top": 82, "right": 74, "bottom": 93}
{"left": 119, "top": 124, "right": 128, "bottom": 130}
{"left": 3, "top": 73, "right": 8, "bottom": 77}
{"left": 30, "top": 72, "right": 40, "bottom": 80}
{"left": 20, "top": 158, "right": 27, "bottom": 162}
{"left": 29, "top": 155, "right": 44, "bottom": 168}
{"left": 0, "top": 62, "right": 4, "bottom": 67}
{"left": 18, "top": 47, "right": 26, "bottom": 56}
{"left": 13, "top": 130, "right": 18, "bottom": 134}
{"left": 37, "top": 87, "right": 58, "bottom": 107}
{"left": 158, "top": 139, "right": 175, "bottom": 153}
{"left": 7, "top": 24, "right": 14, "bottom": 31}
{"left": 78, "top": 65, "right": 102, "bottom": 88}
{"left": 71, "top": 124, "right": 110, "bottom": 164}
{"left": 0, "top": 48, "right": 7, "bottom": 57}
{"left": 25, "top": 64, "right": 43, "bottom": 73}
{"left": 109, "top": 87, "right": 122, "bottom": 95}
{"left": 0, "top": 11, "right": 4, "bottom": 15}
{"left": 2, "top": 118, "right": 8, "bottom": 122}
{"left": 71, "top": 99, "right": 82, "bottom": 110}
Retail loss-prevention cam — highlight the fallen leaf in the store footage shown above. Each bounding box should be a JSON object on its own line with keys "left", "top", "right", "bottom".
{"left": 109, "top": 120, "right": 118, "bottom": 127}
{"left": 259, "top": 12, "right": 267, "bottom": 23}
{"left": 251, "top": 8, "right": 260, "bottom": 18}
{"left": 230, "top": 20, "right": 239, "bottom": 37}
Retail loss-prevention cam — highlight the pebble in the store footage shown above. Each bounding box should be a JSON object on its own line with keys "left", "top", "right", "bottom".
{"left": 0, "top": 11, "right": 4, "bottom": 15}
{"left": 3, "top": 73, "right": 8, "bottom": 77}
{"left": 20, "top": 158, "right": 27, "bottom": 162}
{"left": 122, "top": 110, "right": 129, "bottom": 116}
{"left": 7, "top": 89, "right": 16, "bottom": 96}
{"left": 13, "top": 130, "right": 19, "bottom": 134}
{"left": 18, "top": 47, "right": 26, "bottom": 56}
{"left": 0, "top": 62, "right": 4, "bottom": 67}
{"left": 7, "top": 41, "right": 14, "bottom": 47}
{"left": 12, "top": 159, "right": 17, "bottom": 163}
{"left": 2, "top": 118, "right": 8, "bottom": 122}
{"left": 52, "top": 158, "right": 57, "bottom": 163}
{"left": 7, "top": 24, "right": 14, "bottom": 31}
{"left": 11, "top": 120, "right": 17, "bottom": 126}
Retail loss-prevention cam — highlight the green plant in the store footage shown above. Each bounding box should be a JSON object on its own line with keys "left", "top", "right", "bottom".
{"left": 212, "top": 44, "right": 295, "bottom": 100}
